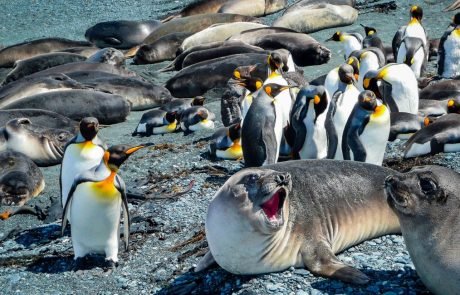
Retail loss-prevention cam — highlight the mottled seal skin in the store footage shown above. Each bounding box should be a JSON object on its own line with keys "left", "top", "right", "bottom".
{"left": 0, "top": 118, "right": 74, "bottom": 166}
{"left": 419, "top": 79, "right": 460, "bottom": 101}
{"left": 1, "top": 90, "right": 130, "bottom": 125}
{"left": 0, "top": 74, "right": 88, "bottom": 106}
{"left": 143, "top": 14, "right": 260, "bottom": 45}
{"left": 198, "top": 160, "right": 400, "bottom": 284}
{"left": 86, "top": 48, "right": 125, "bottom": 67}
{"left": 81, "top": 77, "right": 172, "bottom": 111}
{"left": 229, "top": 28, "right": 331, "bottom": 66}
{"left": 385, "top": 166, "right": 460, "bottom": 295}
{"left": 283, "top": 0, "right": 355, "bottom": 15}
{"left": 162, "top": 0, "right": 286, "bottom": 21}
{"left": 0, "top": 109, "right": 77, "bottom": 133}
{"left": 84, "top": 20, "right": 162, "bottom": 49}
{"left": 0, "top": 38, "right": 92, "bottom": 68}
{"left": 2, "top": 53, "right": 87, "bottom": 85}
{"left": 133, "top": 32, "right": 193, "bottom": 65}
{"left": 165, "top": 53, "right": 271, "bottom": 97}
{"left": 57, "top": 46, "right": 100, "bottom": 57}
{"left": 0, "top": 150, "right": 45, "bottom": 206}
{"left": 274, "top": 4, "right": 358, "bottom": 34}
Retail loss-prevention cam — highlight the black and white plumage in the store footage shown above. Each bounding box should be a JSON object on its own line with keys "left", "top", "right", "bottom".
{"left": 327, "top": 31, "right": 363, "bottom": 60}
{"left": 392, "top": 5, "right": 427, "bottom": 60}
{"left": 132, "top": 110, "right": 178, "bottom": 136}
{"left": 438, "top": 13, "right": 460, "bottom": 78}
{"left": 396, "top": 37, "right": 427, "bottom": 78}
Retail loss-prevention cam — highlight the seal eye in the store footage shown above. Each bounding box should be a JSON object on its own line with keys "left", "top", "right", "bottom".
{"left": 419, "top": 177, "right": 437, "bottom": 194}
{"left": 8, "top": 158, "right": 14, "bottom": 166}
{"left": 57, "top": 133, "right": 68, "bottom": 141}
{"left": 246, "top": 174, "right": 259, "bottom": 184}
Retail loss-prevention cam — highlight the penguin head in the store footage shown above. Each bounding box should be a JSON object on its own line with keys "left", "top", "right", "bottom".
{"left": 346, "top": 56, "right": 360, "bottom": 81}
{"left": 196, "top": 109, "right": 210, "bottom": 121}
{"left": 227, "top": 123, "right": 242, "bottom": 142}
{"left": 361, "top": 24, "right": 377, "bottom": 36}
{"left": 358, "top": 91, "right": 378, "bottom": 112}
{"left": 233, "top": 64, "right": 257, "bottom": 81}
{"left": 453, "top": 13, "right": 460, "bottom": 26}
{"left": 326, "top": 31, "right": 343, "bottom": 42}
{"left": 192, "top": 96, "right": 205, "bottom": 106}
{"left": 79, "top": 117, "right": 99, "bottom": 141}
{"left": 267, "top": 52, "right": 284, "bottom": 74}
{"left": 104, "top": 143, "right": 153, "bottom": 171}
{"left": 165, "top": 111, "right": 178, "bottom": 124}
{"left": 234, "top": 77, "right": 264, "bottom": 93}
{"left": 410, "top": 6, "right": 423, "bottom": 23}
{"left": 263, "top": 83, "right": 291, "bottom": 98}
{"left": 338, "top": 64, "right": 356, "bottom": 85}
{"left": 447, "top": 98, "right": 460, "bottom": 114}
{"left": 362, "top": 70, "right": 382, "bottom": 98}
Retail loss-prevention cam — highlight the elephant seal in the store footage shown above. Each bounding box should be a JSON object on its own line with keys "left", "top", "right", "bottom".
{"left": 0, "top": 74, "right": 88, "bottom": 105}
{"left": 0, "top": 150, "right": 45, "bottom": 206}
{"left": 385, "top": 166, "right": 460, "bottom": 295}
{"left": 84, "top": 20, "right": 162, "bottom": 49}
{"left": 274, "top": 4, "right": 358, "bottom": 34}
{"left": 2, "top": 52, "right": 87, "bottom": 85}
{"left": 58, "top": 46, "right": 100, "bottom": 57}
{"left": 133, "top": 32, "right": 193, "bottom": 65}
{"left": 0, "top": 109, "right": 77, "bottom": 133}
{"left": 0, "top": 118, "right": 74, "bottom": 166}
{"left": 445, "top": 0, "right": 460, "bottom": 11}
{"left": 229, "top": 28, "right": 331, "bottom": 66}
{"left": 180, "top": 22, "right": 267, "bottom": 51}
{"left": 0, "top": 38, "right": 92, "bottom": 68}
{"left": 143, "top": 14, "right": 260, "bottom": 45}
{"left": 165, "top": 53, "right": 272, "bottom": 97}
{"left": 283, "top": 0, "right": 356, "bottom": 15}
{"left": 1, "top": 90, "right": 130, "bottom": 125}
{"left": 81, "top": 76, "right": 172, "bottom": 111}
{"left": 197, "top": 160, "right": 400, "bottom": 284}
{"left": 86, "top": 48, "right": 125, "bottom": 66}
{"left": 162, "top": 0, "right": 286, "bottom": 21}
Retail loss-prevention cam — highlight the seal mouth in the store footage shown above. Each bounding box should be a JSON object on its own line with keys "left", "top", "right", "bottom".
{"left": 385, "top": 177, "right": 409, "bottom": 209}
{"left": 261, "top": 187, "right": 286, "bottom": 227}
{"left": 0, "top": 189, "right": 30, "bottom": 206}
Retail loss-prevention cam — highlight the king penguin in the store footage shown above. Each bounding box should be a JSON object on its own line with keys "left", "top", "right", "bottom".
{"left": 208, "top": 123, "right": 242, "bottom": 160}
{"left": 242, "top": 83, "right": 291, "bottom": 167}
{"left": 363, "top": 63, "right": 419, "bottom": 114}
{"left": 438, "top": 13, "right": 460, "bottom": 78}
{"left": 342, "top": 90, "right": 390, "bottom": 166}
{"left": 396, "top": 36, "right": 427, "bottom": 78}
{"left": 62, "top": 143, "right": 151, "bottom": 264}
{"left": 392, "top": 5, "right": 427, "bottom": 60}
{"left": 350, "top": 47, "right": 386, "bottom": 91}
{"left": 361, "top": 25, "right": 385, "bottom": 54}
{"left": 290, "top": 85, "right": 337, "bottom": 159}
{"left": 61, "top": 117, "right": 106, "bottom": 212}
{"left": 326, "top": 31, "right": 363, "bottom": 60}
{"left": 232, "top": 66, "right": 264, "bottom": 121}
{"left": 324, "top": 56, "right": 360, "bottom": 98}
{"left": 331, "top": 64, "right": 361, "bottom": 160}
{"left": 132, "top": 110, "right": 178, "bottom": 136}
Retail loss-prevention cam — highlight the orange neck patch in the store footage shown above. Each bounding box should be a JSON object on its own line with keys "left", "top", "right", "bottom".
{"left": 92, "top": 171, "right": 118, "bottom": 198}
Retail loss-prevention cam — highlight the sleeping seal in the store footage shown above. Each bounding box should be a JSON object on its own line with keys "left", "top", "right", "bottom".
{"left": 0, "top": 118, "right": 74, "bottom": 166}
{"left": 0, "top": 109, "right": 77, "bottom": 133}
{"left": 197, "top": 160, "right": 400, "bottom": 284}
{"left": 0, "top": 150, "right": 45, "bottom": 207}
{"left": 274, "top": 4, "right": 358, "bottom": 34}
{"left": 385, "top": 166, "right": 460, "bottom": 295}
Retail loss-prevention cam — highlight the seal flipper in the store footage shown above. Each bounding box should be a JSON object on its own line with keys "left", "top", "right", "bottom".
{"left": 103, "top": 37, "right": 122, "bottom": 46}
{"left": 195, "top": 251, "right": 216, "bottom": 272}
{"left": 302, "top": 242, "right": 370, "bottom": 285}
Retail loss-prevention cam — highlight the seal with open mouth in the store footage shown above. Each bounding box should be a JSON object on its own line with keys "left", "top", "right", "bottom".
{"left": 197, "top": 160, "right": 400, "bottom": 284}
{"left": 385, "top": 166, "right": 460, "bottom": 295}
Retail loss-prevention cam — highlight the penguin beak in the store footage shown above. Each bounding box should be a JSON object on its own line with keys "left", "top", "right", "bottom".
{"left": 229, "top": 78, "right": 247, "bottom": 87}
{"left": 126, "top": 143, "right": 153, "bottom": 155}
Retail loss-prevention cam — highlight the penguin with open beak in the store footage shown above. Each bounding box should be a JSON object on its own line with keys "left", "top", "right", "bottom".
{"left": 342, "top": 90, "right": 390, "bottom": 166}
{"left": 363, "top": 63, "right": 419, "bottom": 114}
{"left": 290, "top": 85, "right": 337, "bottom": 160}
{"left": 438, "top": 13, "right": 460, "bottom": 78}
{"left": 326, "top": 31, "right": 364, "bottom": 60}
{"left": 392, "top": 5, "right": 427, "bottom": 61}
{"left": 62, "top": 143, "right": 152, "bottom": 266}
{"left": 396, "top": 36, "right": 427, "bottom": 78}
{"left": 61, "top": 117, "right": 106, "bottom": 214}
{"left": 209, "top": 123, "right": 242, "bottom": 160}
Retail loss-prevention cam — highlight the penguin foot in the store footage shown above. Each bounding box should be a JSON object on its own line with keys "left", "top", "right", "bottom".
{"left": 103, "top": 259, "right": 119, "bottom": 271}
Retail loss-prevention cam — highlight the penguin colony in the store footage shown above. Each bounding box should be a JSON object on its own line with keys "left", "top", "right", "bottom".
{"left": 0, "top": 1, "right": 460, "bottom": 293}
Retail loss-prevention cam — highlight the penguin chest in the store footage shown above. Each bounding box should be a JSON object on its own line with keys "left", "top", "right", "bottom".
{"left": 241, "top": 92, "right": 253, "bottom": 120}
{"left": 182, "top": 120, "right": 215, "bottom": 131}
{"left": 300, "top": 103, "right": 327, "bottom": 159}
{"left": 355, "top": 110, "right": 390, "bottom": 165}
{"left": 70, "top": 182, "right": 122, "bottom": 252}
{"left": 358, "top": 57, "right": 379, "bottom": 91}
{"left": 411, "top": 47, "right": 425, "bottom": 78}
{"left": 344, "top": 38, "right": 362, "bottom": 58}
{"left": 61, "top": 143, "right": 105, "bottom": 201}
{"left": 405, "top": 23, "right": 426, "bottom": 45}
{"left": 442, "top": 34, "right": 460, "bottom": 78}
{"left": 216, "top": 141, "right": 243, "bottom": 160}
{"left": 153, "top": 121, "right": 177, "bottom": 134}
{"left": 390, "top": 81, "right": 418, "bottom": 114}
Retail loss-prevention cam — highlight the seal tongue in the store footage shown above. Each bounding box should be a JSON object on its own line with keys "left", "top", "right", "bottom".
{"left": 262, "top": 191, "right": 280, "bottom": 221}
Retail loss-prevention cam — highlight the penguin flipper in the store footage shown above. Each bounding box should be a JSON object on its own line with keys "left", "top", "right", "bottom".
{"left": 326, "top": 94, "right": 339, "bottom": 159}
{"left": 347, "top": 118, "right": 368, "bottom": 162}
{"left": 291, "top": 93, "right": 308, "bottom": 154}
{"left": 392, "top": 26, "right": 406, "bottom": 60}
{"left": 61, "top": 176, "right": 92, "bottom": 236}
{"left": 115, "top": 176, "right": 130, "bottom": 252}
{"left": 262, "top": 118, "right": 278, "bottom": 165}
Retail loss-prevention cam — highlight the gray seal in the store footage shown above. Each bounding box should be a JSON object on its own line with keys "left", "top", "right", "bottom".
{"left": 1, "top": 90, "right": 131, "bottom": 125}
{"left": 0, "top": 118, "right": 74, "bottom": 166}
{"left": 385, "top": 165, "right": 460, "bottom": 294}
{"left": 86, "top": 48, "right": 125, "bottom": 67}
{"left": 0, "top": 109, "right": 77, "bottom": 133}
{"left": 2, "top": 52, "right": 87, "bottom": 85}
{"left": 197, "top": 160, "right": 400, "bottom": 284}
{"left": 84, "top": 20, "right": 162, "bottom": 49}
{"left": 0, "top": 38, "right": 92, "bottom": 68}
{"left": 0, "top": 150, "right": 45, "bottom": 206}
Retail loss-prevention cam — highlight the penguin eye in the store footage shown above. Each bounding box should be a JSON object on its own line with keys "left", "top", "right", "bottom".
{"left": 419, "top": 177, "right": 437, "bottom": 194}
